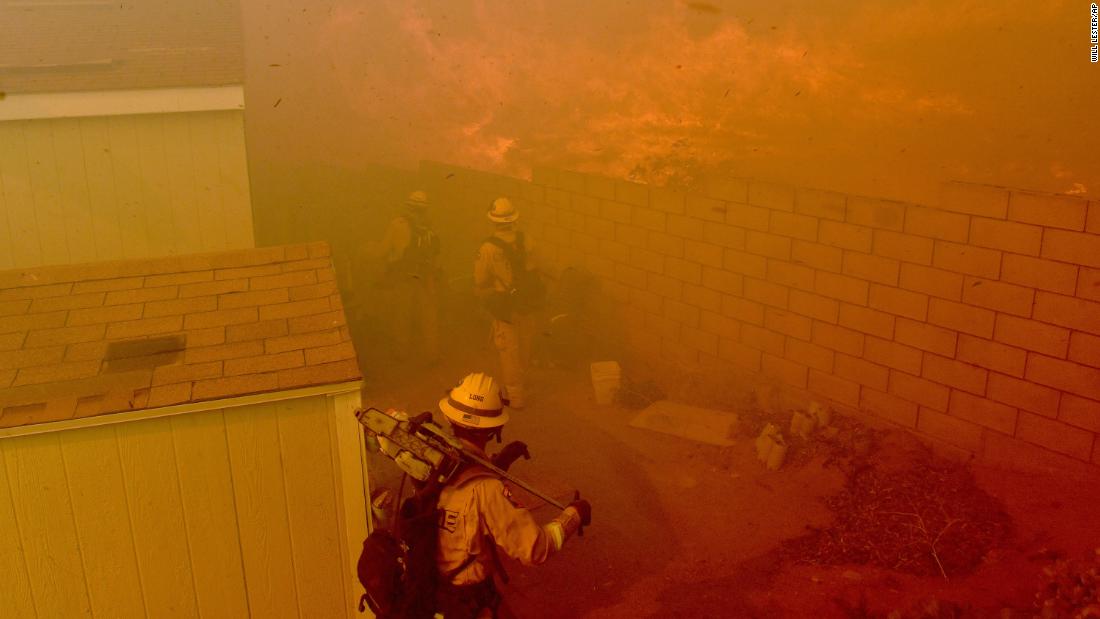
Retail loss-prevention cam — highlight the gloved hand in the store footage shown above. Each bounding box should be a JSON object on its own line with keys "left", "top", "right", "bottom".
{"left": 491, "top": 441, "right": 530, "bottom": 472}
{"left": 569, "top": 499, "right": 592, "bottom": 527}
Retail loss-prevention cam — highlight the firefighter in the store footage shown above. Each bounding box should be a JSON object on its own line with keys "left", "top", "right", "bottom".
{"left": 436, "top": 372, "right": 591, "bottom": 619}
{"left": 378, "top": 190, "right": 441, "bottom": 363}
{"left": 474, "top": 198, "right": 545, "bottom": 409}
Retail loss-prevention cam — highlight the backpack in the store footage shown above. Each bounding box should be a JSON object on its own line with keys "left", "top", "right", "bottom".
{"left": 357, "top": 469, "right": 496, "bottom": 617}
{"left": 483, "top": 232, "right": 546, "bottom": 318}
{"left": 385, "top": 216, "right": 440, "bottom": 283}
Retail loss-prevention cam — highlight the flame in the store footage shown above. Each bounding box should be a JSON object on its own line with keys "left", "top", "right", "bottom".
{"left": 245, "top": 0, "right": 1097, "bottom": 202}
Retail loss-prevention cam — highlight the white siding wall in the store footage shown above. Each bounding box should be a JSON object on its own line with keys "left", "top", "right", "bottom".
{"left": 0, "top": 110, "right": 254, "bottom": 270}
{"left": 0, "top": 392, "right": 369, "bottom": 618}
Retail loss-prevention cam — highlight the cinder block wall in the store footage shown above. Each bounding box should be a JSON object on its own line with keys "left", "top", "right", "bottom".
{"left": 418, "top": 161, "right": 1100, "bottom": 473}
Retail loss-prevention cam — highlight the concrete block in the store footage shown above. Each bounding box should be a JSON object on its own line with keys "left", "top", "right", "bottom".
{"left": 861, "top": 387, "right": 918, "bottom": 428}
{"left": 746, "top": 231, "right": 792, "bottom": 260}
{"left": 665, "top": 257, "right": 702, "bottom": 284}
{"left": 864, "top": 337, "right": 923, "bottom": 375}
{"left": 933, "top": 241, "right": 1001, "bottom": 279}
{"left": 721, "top": 296, "right": 764, "bottom": 325}
{"left": 835, "top": 353, "right": 889, "bottom": 392}
{"left": 748, "top": 181, "right": 795, "bottom": 212}
{"left": 1025, "top": 354, "right": 1100, "bottom": 401}
{"left": 924, "top": 354, "right": 987, "bottom": 396}
{"left": 615, "top": 223, "right": 648, "bottom": 248}
{"left": 795, "top": 188, "right": 847, "bottom": 222}
{"left": 767, "top": 261, "right": 815, "bottom": 292}
{"left": 770, "top": 211, "right": 818, "bottom": 241}
{"left": 807, "top": 369, "right": 861, "bottom": 407}
{"left": 838, "top": 303, "right": 895, "bottom": 340}
{"left": 846, "top": 196, "right": 905, "bottom": 232}
{"left": 719, "top": 337, "right": 762, "bottom": 371}
{"left": 814, "top": 271, "right": 869, "bottom": 305}
{"left": 948, "top": 390, "right": 1017, "bottom": 434}
{"left": 957, "top": 334, "right": 1026, "bottom": 377}
{"left": 916, "top": 407, "right": 983, "bottom": 452}
{"left": 726, "top": 203, "right": 771, "bottom": 231}
{"left": 703, "top": 222, "right": 747, "bottom": 249}
{"left": 740, "top": 324, "right": 785, "bottom": 356}
{"left": 663, "top": 298, "right": 700, "bottom": 327}
{"left": 744, "top": 278, "right": 789, "bottom": 309}
{"left": 987, "top": 372, "right": 1060, "bottom": 416}
{"left": 684, "top": 241, "right": 724, "bottom": 268}
{"left": 843, "top": 252, "right": 899, "bottom": 286}
{"left": 1069, "top": 332, "right": 1100, "bottom": 369}
{"left": 904, "top": 206, "right": 969, "bottom": 242}
{"left": 871, "top": 230, "right": 934, "bottom": 265}
{"left": 683, "top": 284, "right": 722, "bottom": 312}
{"left": 993, "top": 314, "right": 1069, "bottom": 358}
{"left": 868, "top": 284, "right": 928, "bottom": 321}
{"left": 651, "top": 187, "right": 687, "bottom": 214}
{"left": 819, "top": 220, "right": 873, "bottom": 253}
{"left": 1008, "top": 191, "right": 1088, "bottom": 230}
{"left": 668, "top": 214, "right": 705, "bottom": 240}
{"left": 811, "top": 321, "right": 864, "bottom": 356}
{"left": 969, "top": 217, "right": 1042, "bottom": 255}
{"left": 1041, "top": 229, "right": 1100, "bottom": 269}
{"left": 791, "top": 240, "right": 843, "bottom": 273}
{"left": 894, "top": 317, "right": 957, "bottom": 357}
{"left": 961, "top": 277, "right": 1034, "bottom": 317}
{"left": 785, "top": 338, "right": 835, "bottom": 372}
{"left": 628, "top": 399, "right": 740, "bottom": 446}
{"left": 928, "top": 298, "right": 995, "bottom": 339}
{"left": 1077, "top": 268, "right": 1100, "bottom": 302}
{"left": 685, "top": 195, "right": 727, "bottom": 223}
{"left": 788, "top": 290, "right": 840, "bottom": 323}
{"left": 722, "top": 249, "right": 768, "bottom": 279}
{"left": 765, "top": 308, "right": 811, "bottom": 340}
{"left": 1033, "top": 292, "right": 1100, "bottom": 336}
{"left": 647, "top": 231, "right": 683, "bottom": 257}
{"left": 889, "top": 370, "right": 950, "bottom": 411}
{"left": 939, "top": 181, "right": 1010, "bottom": 218}
{"left": 899, "top": 263, "right": 964, "bottom": 301}
{"left": 1059, "top": 394, "right": 1100, "bottom": 433}
{"left": 1016, "top": 411, "right": 1094, "bottom": 460}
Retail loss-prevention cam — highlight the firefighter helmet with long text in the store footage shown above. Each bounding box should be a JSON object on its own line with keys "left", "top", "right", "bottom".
{"left": 439, "top": 372, "right": 511, "bottom": 429}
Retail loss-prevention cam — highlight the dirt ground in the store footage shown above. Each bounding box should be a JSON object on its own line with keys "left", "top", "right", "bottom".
{"left": 358, "top": 321, "right": 1100, "bottom": 619}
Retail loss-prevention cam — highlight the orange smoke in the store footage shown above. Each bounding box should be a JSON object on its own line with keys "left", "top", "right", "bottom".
{"left": 243, "top": 0, "right": 1097, "bottom": 203}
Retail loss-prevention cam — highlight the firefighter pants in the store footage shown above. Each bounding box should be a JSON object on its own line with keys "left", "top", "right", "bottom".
{"left": 391, "top": 275, "right": 439, "bottom": 361}
{"left": 491, "top": 313, "right": 534, "bottom": 406}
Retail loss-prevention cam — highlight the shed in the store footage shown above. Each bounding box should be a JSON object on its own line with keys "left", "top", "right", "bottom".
{"left": 0, "top": 0, "right": 253, "bottom": 271}
{"left": 0, "top": 242, "right": 371, "bottom": 618}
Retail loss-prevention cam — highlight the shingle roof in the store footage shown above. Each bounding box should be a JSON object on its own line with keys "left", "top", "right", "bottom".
{"left": 0, "top": 242, "right": 361, "bottom": 429}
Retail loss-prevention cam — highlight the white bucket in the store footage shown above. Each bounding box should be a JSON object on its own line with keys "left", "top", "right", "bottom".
{"left": 590, "top": 361, "right": 622, "bottom": 405}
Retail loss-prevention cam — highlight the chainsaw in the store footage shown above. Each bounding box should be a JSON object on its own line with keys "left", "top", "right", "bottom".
{"left": 355, "top": 407, "right": 570, "bottom": 511}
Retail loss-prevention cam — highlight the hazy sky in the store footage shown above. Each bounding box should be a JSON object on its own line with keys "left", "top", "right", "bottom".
{"left": 241, "top": 0, "right": 1098, "bottom": 204}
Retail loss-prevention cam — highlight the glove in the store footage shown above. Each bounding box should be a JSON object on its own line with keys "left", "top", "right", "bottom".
{"left": 569, "top": 499, "right": 592, "bottom": 527}
{"left": 491, "top": 441, "right": 530, "bottom": 472}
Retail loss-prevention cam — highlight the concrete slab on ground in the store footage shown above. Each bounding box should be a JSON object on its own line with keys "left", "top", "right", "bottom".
{"left": 628, "top": 399, "right": 740, "bottom": 447}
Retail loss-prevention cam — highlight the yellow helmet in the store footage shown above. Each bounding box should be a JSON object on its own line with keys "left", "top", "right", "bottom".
{"left": 439, "top": 372, "right": 510, "bottom": 429}
{"left": 487, "top": 197, "right": 519, "bottom": 223}
{"left": 406, "top": 190, "right": 429, "bottom": 208}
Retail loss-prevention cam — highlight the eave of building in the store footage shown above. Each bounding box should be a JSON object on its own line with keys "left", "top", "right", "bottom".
{"left": 0, "top": 379, "right": 363, "bottom": 440}
{"left": 0, "top": 85, "right": 245, "bottom": 121}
